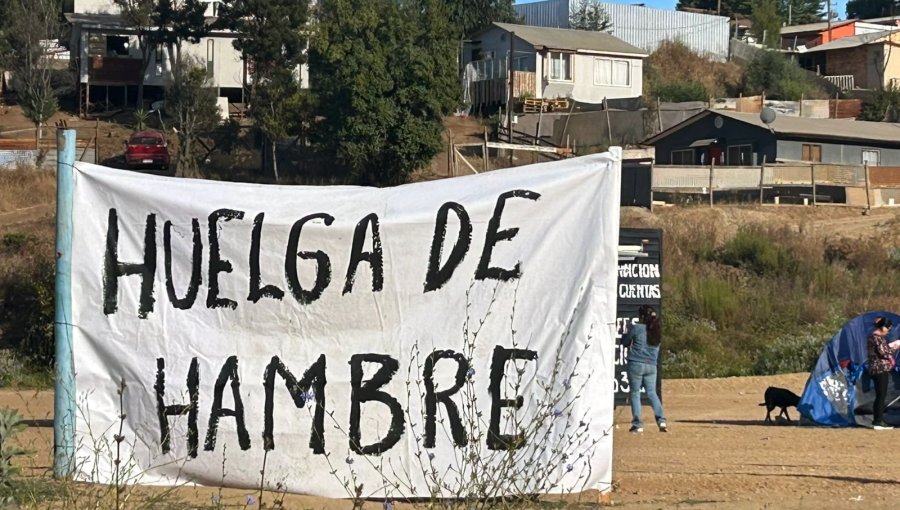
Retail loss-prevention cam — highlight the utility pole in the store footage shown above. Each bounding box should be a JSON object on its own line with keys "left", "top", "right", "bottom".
{"left": 717, "top": 0, "right": 721, "bottom": 15}
{"left": 827, "top": 0, "right": 832, "bottom": 43}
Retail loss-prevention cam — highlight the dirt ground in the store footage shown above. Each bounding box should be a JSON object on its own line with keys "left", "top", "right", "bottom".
{"left": 5, "top": 372, "right": 900, "bottom": 509}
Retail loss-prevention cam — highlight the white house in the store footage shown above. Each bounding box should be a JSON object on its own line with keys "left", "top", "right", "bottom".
{"left": 63, "top": 0, "right": 308, "bottom": 114}
{"left": 465, "top": 22, "right": 646, "bottom": 106}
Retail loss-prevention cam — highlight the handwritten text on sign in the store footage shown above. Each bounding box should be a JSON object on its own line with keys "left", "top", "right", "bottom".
{"left": 70, "top": 157, "right": 621, "bottom": 497}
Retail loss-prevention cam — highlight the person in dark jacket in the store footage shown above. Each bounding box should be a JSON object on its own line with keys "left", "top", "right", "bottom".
{"left": 622, "top": 305, "right": 667, "bottom": 433}
{"left": 868, "top": 316, "right": 900, "bottom": 430}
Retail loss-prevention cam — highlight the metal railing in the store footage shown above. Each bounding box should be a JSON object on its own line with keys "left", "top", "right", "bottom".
{"left": 824, "top": 75, "right": 855, "bottom": 91}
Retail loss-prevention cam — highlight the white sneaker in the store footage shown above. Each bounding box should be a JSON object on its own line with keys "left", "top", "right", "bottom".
{"left": 873, "top": 422, "right": 893, "bottom": 430}
{"left": 658, "top": 422, "right": 668, "bottom": 432}
{"left": 629, "top": 426, "right": 643, "bottom": 434}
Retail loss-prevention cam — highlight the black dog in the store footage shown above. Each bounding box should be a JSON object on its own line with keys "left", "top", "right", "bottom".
{"left": 759, "top": 386, "right": 801, "bottom": 424}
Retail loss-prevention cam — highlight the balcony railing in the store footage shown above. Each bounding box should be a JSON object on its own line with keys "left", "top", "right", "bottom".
{"left": 89, "top": 56, "right": 143, "bottom": 83}
{"left": 824, "top": 75, "right": 854, "bottom": 91}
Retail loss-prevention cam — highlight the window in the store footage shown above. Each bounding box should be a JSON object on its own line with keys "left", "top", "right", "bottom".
{"left": 549, "top": 52, "right": 572, "bottom": 81}
{"left": 206, "top": 40, "right": 215, "bottom": 77}
{"left": 862, "top": 149, "right": 880, "bottom": 166}
{"left": 801, "top": 144, "right": 822, "bottom": 162}
{"left": 593, "top": 58, "right": 630, "bottom": 86}
{"left": 513, "top": 56, "right": 529, "bottom": 72}
{"left": 726, "top": 144, "right": 753, "bottom": 166}
{"left": 671, "top": 149, "right": 694, "bottom": 165}
{"left": 106, "top": 36, "right": 130, "bottom": 57}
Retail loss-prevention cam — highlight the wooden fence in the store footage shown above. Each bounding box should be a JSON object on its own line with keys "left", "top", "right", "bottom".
{"left": 650, "top": 163, "right": 900, "bottom": 208}
{"left": 0, "top": 126, "right": 98, "bottom": 169}
{"left": 469, "top": 71, "right": 536, "bottom": 110}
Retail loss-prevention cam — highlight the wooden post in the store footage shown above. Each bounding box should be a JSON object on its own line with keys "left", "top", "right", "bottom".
{"left": 811, "top": 164, "right": 817, "bottom": 206}
{"left": 483, "top": 126, "right": 489, "bottom": 172}
{"left": 656, "top": 96, "right": 663, "bottom": 132}
{"left": 709, "top": 161, "right": 715, "bottom": 207}
{"left": 650, "top": 162, "right": 655, "bottom": 212}
{"left": 606, "top": 108, "right": 613, "bottom": 145}
{"left": 447, "top": 132, "right": 453, "bottom": 177}
{"left": 759, "top": 158, "right": 766, "bottom": 204}
{"left": 864, "top": 162, "right": 871, "bottom": 210}
{"left": 799, "top": 93, "right": 804, "bottom": 117}
{"left": 534, "top": 106, "right": 543, "bottom": 145}
{"left": 94, "top": 118, "right": 100, "bottom": 164}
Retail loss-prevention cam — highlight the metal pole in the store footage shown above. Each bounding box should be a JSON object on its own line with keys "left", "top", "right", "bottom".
{"left": 53, "top": 128, "right": 77, "bottom": 478}
{"left": 508, "top": 32, "right": 514, "bottom": 145}
{"left": 827, "top": 0, "right": 832, "bottom": 43}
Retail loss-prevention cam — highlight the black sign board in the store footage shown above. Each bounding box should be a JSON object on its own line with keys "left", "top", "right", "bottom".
{"left": 615, "top": 228, "right": 663, "bottom": 406}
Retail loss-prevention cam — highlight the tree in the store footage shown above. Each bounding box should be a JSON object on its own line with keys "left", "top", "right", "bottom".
{"left": 152, "top": 0, "right": 210, "bottom": 80}
{"left": 679, "top": 0, "right": 823, "bottom": 25}
{"left": 745, "top": 50, "right": 825, "bottom": 100}
{"left": 113, "top": 0, "right": 155, "bottom": 108}
{"left": 310, "top": 0, "right": 457, "bottom": 185}
{"left": 779, "top": 0, "right": 825, "bottom": 25}
{"left": 569, "top": 0, "right": 612, "bottom": 31}
{"left": 846, "top": 0, "right": 896, "bottom": 19}
{"left": 0, "top": 0, "right": 61, "bottom": 153}
{"left": 112, "top": 0, "right": 209, "bottom": 107}
{"left": 676, "top": 0, "right": 753, "bottom": 18}
{"left": 165, "top": 58, "right": 220, "bottom": 177}
{"left": 217, "top": 0, "right": 311, "bottom": 180}
{"left": 751, "top": 0, "right": 781, "bottom": 48}
{"left": 445, "top": 0, "right": 517, "bottom": 38}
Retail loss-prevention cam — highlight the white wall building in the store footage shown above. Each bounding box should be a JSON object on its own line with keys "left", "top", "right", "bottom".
{"left": 466, "top": 22, "right": 646, "bottom": 105}
{"left": 64, "top": 0, "right": 308, "bottom": 114}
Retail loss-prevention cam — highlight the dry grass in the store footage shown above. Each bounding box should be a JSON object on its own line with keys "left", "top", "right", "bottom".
{"left": 622, "top": 205, "right": 900, "bottom": 378}
{"left": 643, "top": 40, "right": 744, "bottom": 100}
{"left": 0, "top": 169, "right": 55, "bottom": 214}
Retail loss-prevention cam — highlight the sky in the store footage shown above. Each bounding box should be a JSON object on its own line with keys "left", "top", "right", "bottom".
{"left": 514, "top": 0, "right": 851, "bottom": 22}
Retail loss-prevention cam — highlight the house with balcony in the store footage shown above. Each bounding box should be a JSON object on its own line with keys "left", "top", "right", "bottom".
{"left": 645, "top": 110, "right": 900, "bottom": 166}
{"left": 463, "top": 22, "right": 646, "bottom": 109}
{"left": 794, "top": 29, "right": 900, "bottom": 91}
{"left": 63, "top": 0, "right": 303, "bottom": 115}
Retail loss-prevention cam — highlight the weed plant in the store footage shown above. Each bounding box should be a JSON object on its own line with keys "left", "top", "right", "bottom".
{"left": 660, "top": 216, "right": 900, "bottom": 378}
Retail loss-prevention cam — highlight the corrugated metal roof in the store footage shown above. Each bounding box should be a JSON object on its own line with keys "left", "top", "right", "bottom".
{"left": 780, "top": 19, "right": 855, "bottom": 35}
{"left": 804, "top": 29, "right": 899, "bottom": 52}
{"left": 646, "top": 109, "right": 900, "bottom": 145}
{"left": 716, "top": 111, "right": 900, "bottom": 144}
{"left": 513, "top": 0, "right": 729, "bottom": 60}
{"left": 492, "top": 22, "right": 647, "bottom": 56}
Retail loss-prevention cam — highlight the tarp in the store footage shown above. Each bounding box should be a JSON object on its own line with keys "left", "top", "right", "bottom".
{"left": 799, "top": 311, "right": 900, "bottom": 427}
{"left": 69, "top": 153, "right": 622, "bottom": 497}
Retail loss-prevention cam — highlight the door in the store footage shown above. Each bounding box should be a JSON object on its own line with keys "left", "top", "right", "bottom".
{"left": 707, "top": 146, "right": 723, "bottom": 165}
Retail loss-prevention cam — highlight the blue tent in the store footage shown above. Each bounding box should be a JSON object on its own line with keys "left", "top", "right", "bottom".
{"left": 799, "top": 311, "right": 900, "bottom": 427}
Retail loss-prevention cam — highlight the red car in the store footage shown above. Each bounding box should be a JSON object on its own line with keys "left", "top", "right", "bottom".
{"left": 125, "top": 130, "right": 170, "bottom": 171}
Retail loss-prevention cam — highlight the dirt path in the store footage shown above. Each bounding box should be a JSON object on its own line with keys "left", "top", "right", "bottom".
{"left": 6, "top": 372, "right": 900, "bottom": 509}
{"left": 0, "top": 204, "right": 54, "bottom": 227}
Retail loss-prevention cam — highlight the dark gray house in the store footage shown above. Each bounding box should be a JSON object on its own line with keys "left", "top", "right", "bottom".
{"left": 645, "top": 110, "right": 900, "bottom": 166}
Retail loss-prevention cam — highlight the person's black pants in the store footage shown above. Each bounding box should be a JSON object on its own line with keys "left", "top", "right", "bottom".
{"left": 874, "top": 371, "right": 890, "bottom": 424}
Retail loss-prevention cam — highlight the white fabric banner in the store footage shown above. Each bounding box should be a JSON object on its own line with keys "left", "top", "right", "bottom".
{"left": 70, "top": 153, "right": 621, "bottom": 498}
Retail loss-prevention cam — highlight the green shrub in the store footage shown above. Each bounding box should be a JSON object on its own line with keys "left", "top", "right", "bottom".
{"left": 718, "top": 227, "right": 796, "bottom": 276}
{"left": 654, "top": 80, "right": 708, "bottom": 102}
{"left": 745, "top": 51, "right": 825, "bottom": 100}
{"left": 753, "top": 331, "right": 829, "bottom": 375}
{"left": 0, "top": 258, "right": 54, "bottom": 370}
